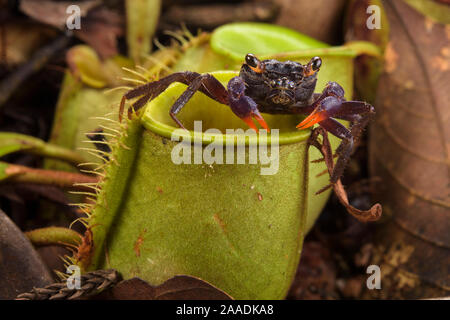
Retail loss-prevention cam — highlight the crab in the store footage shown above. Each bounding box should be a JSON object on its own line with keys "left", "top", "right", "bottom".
{"left": 119, "top": 53, "right": 375, "bottom": 184}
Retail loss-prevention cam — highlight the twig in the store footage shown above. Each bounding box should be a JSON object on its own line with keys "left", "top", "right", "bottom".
{"left": 161, "top": 1, "right": 280, "bottom": 30}
{"left": 15, "top": 269, "right": 121, "bottom": 300}
{"left": 0, "top": 161, "right": 99, "bottom": 191}
{"left": 0, "top": 132, "right": 92, "bottom": 168}
{"left": 0, "top": 34, "right": 71, "bottom": 108}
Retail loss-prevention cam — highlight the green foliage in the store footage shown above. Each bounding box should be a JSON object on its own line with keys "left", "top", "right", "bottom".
{"left": 45, "top": 22, "right": 381, "bottom": 299}
{"left": 126, "top": 0, "right": 162, "bottom": 64}
{"left": 403, "top": 0, "right": 450, "bottom": 24}
{"left": 83, "top": 54, "right": 361, "bottom": 299}
{"left": 211, "top": 22, "right": 329, "bottom": 60}
{"left": 0, "top": 132, "right": 87, "bottom": 166}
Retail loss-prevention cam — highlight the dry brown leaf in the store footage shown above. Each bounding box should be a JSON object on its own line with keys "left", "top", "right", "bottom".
{"left": 274, "top": 0, "right": 346, "bottom": 44}
{"left": 162, "top": 1, "right": 279, "bottom": 30}
{"left": 95, "top": 275, "right": 233, "bottom": 300}
{"left": 367, "top": 0, "right": 450, "bottom": 299}
{"left": 287, "top": 241, "right": 337, "bottom": 300}
{"left": 74, "top": 6, "right": 124, "bottom": 59}
{"left": 19, "top": 1, "right": 123, "bottom": 59}
{"left": 0, "top": 22, "right": 57, "bottom": 65}
{"left": 0, "top": 209, "right": 53, "bottom": 299}
{"left": 20, "top": 0, "right": 100, "bottom": 29}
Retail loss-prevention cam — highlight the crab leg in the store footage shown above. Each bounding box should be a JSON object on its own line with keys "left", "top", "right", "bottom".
{"left": 315, "top": 118, "right": 354, "bottom": 183}
{"left": 295, "top": 81, "right": 375, "bottom": 183}
{"left": 119, "top": 71, "right": 229, "bottom": 122}
{"left": 169, "top": 73, "right": 229, "bottom": 129}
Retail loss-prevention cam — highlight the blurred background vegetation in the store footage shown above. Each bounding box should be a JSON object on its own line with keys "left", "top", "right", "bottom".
{"left": 0, "top": 0, "right": 449, "bottom": 300}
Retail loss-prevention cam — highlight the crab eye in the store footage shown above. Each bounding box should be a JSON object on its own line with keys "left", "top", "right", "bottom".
{"left": 245, "top": 54, "right": 259, "bottom": 68}
{"left": 245, "top": 54, "right": 264, "bottom": 73}
{"left": 311, "top": 57, "right": 322, "bottom": 71}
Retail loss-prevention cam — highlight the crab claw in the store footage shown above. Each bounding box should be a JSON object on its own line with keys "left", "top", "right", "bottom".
{"left": 242, "top": 111, "right": 270, "bottom": 133}
{"left": 227, "top": 76, "right": 270, "bottom": 133}
{"left": 253, "top": 111, "right": 270, "bottom": 132}
{"left": 296, "top": 107, "right": 329, "bottom": 130}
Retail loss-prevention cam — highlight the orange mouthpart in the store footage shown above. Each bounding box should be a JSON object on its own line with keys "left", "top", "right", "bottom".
{"left": 303, "top": 66, "right": 317, "bottom": 77}
{"left": 296, "top": 108, "right": 328, "bottom": 130}
{"left": 249, "top": 65, "right": 264, "bottom": 74}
